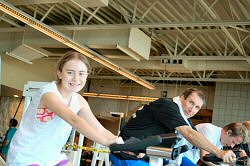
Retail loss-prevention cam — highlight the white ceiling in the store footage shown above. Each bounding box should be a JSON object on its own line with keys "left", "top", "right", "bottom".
{"left": 0, "top": 0, "right": 250, "bottom": 87}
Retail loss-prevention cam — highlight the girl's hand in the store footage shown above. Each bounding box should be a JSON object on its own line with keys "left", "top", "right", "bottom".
{"left": 116, "top": 137, "right": 124, "bottom": 144}
{"left": 108, "top": 136, "right": 123, "bottom": 145}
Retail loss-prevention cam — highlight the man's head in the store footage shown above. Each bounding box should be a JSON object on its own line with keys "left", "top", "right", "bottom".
{"left": 180, "top": 88, "right": 205, "bottom": 118}
{"left": 221, "top": 122, "right": 248, "bottom": 147}
{"left": 243, "top": 121, "right": 250, "bottom": 142}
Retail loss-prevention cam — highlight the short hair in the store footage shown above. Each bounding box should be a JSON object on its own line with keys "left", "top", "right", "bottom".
{"left": 223, "top": 122, "right": 248, "bottom": 144}
{"left": 56, "top": 51, "right": 91, "bottom": 83}
{"left": 10, "top": 118, "right": 18, "bottom": 127}
{"left": 182, "top": 88, "right": 206, "bottom": 106}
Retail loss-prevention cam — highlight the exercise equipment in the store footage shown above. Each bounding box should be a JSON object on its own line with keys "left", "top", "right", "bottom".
{"left": 146, "top": 145, "right": 188, "bottom": 165}
{"left": 110, "top": 134, "right": 189, "bottom": 166}
{"left": 64, "top": 143, "right": 110, "bottom": 153}
{"left": 203, "top": 153, "right": 249, "bottom": 166}
{"left": 110, "top": 135, "right": 162, "bottom": 152}
{"left": 64, "top": 133, "right": 188, "bottom": 165}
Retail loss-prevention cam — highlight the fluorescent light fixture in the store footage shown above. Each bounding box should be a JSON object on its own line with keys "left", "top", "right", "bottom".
{"left": 83, "top": 92, "right": 158, "bottom": 102}
{"left": 0, "top": 1, "right": 155, "bottom": 90}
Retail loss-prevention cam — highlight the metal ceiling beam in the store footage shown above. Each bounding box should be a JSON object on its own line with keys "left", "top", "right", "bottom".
{"left": 26, "top": 4, "right": 59, "bottom": 24}
{"left": 229, "top": 0, "right": 240, "bottom": 20}
{"left": 0, "top": 14, "right": 21, "bottom": 27}
{"left": 109, "top": 0, "right": 130, "bottom": 24}
{"left": 6, "top": 0, "right": 109, "bottom": 7}
{"left": 50, "top": 20, "right": 250, "bottom": 30}
{"left": 5, "top": 0, "right": 66, "bottom": 5}
{"left": 228, "top": 26, "right": 250, "bottom": 33}
{"left": 221, "top": 26, "right": 245, "bottom": 55}
{"left": 71, "top": 2, "right": 106, "bottom": 24}
{"left": 139, "top": 1, "right": 158, "bottom": 22}
{"left": 90, "top": 59, "right": 250, "bottom": 71}
{"left": 198, "top": 0, "right": 244, "bottom": 55}
{"left": 84, "top": 7, "right": 100, "bottom": 25}
{"left": 88, "top": 75, "right": 250, "bottom": 83}
{"left": 228, "top": 35, "right": 249, "bottom": 56}
{"left": 159, "top": 37, "right": 175, "bottom": 53}
{"left": 184, "top": 60, "right": 250, "bottom": 71}
{"left": 154, "top": 27, "right": 250, "bottom": 34}
{"left": 155, "top": 55, "right": 250, "bottom": 61}
{"left": 144, "top": 76, "right": 250, "bottom": 82}
{"left": 40, "top": 4, "right": 55, "bottom": 22}
{"left": 0, "top": 20, "right": 249, "bottom": 31}
{"left": 94, "top": 54, "right": 250, "bottom": 61}
{"left": 235, "top": 0, "right": 250, "bottom": 19}
{"left": 79, "top": 9, "right": 84, "bottom": 25}
{"left": 201, "top": 0, "right": 218, "bottom": 18}
{"left": 176, "top": 28, "right": 206, "bottom": 55}
{"left": 65, "top": 5, "right": 77, "bottom": 25}
{"left": 174, "top": 36, "right": 178, "bottom": 56}
{"left": 131, "top": 0, "right": 139, "bottom": 23}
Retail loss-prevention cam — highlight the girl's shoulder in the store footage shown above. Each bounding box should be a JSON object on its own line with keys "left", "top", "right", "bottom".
{"left": 75, "top": 93, "right": 87, "bottom": 103}
{"left": 39, "top": 81, "right": 57, "bottom": 94}
{"left": 75, "top": 93, "right": 89, "bottom": 108}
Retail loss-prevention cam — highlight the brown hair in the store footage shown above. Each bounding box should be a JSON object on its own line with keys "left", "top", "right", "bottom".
{"left": 56, "top": 51, "right": 91, "bottom": 83}
{"left": 182, "top": 88, "right": 206, "bottom": 106}
{"left": 223, "top": 122, "right": 248, "bottom": 143}
{"left": 243, "top": 121, "right": 250, "bottom": 129}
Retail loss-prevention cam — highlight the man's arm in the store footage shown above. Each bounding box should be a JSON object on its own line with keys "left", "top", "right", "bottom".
{"left": 200, "top": 148, "right": 218, "bottom": 166}
{"left": 176, "top": 125, "right": 236, "bottom": 163}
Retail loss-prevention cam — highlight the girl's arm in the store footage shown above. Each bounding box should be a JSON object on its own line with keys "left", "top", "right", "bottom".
{"left": 77, "top": 95, "right": 117, "bottom": 140}
{"left": 41, "top": 92, "right": 118, "bottom": 146}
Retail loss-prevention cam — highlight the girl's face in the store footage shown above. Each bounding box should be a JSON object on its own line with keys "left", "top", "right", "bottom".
{"left": 57, "top": 59, "right": 88, "bottom": 93}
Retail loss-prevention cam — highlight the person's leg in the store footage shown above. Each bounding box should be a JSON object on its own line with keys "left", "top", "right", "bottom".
{"left": 180, "top": 157, "right": 197, "bottom": 166}
{"left": 110, "top": 154, "right": 149, "bottom": 166}
{"left": 109, "top": 153, "right": 127, "bottom": 166}
{"left": 126, "top": 159, "right": 149, "bottom": 166}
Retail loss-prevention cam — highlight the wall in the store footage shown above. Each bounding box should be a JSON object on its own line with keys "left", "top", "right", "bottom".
{"left": 212, "top": 82, "right": 250, "bottom": 127}
{"left": 0, "top": 55, "right": 55, "bottom": 137}
{"left": 87, "top": 79, "right": 215, "bottom": 118}
{"left": 0, "top": 97, "right": 24, "bottom": 139}
{"left": 2, "top": 54, "right": 56, "bottom": 90}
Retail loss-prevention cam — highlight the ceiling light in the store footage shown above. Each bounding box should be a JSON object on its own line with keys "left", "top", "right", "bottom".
{"left": 13, "top": 94, "right": 19, "bottom": 98}
{"left": 83, "top": 92, "right": 158, "bottom": 102}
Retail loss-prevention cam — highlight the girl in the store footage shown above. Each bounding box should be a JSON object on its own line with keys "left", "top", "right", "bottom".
{"left": 7, "top": 51, "right": 121, "bottom": 166}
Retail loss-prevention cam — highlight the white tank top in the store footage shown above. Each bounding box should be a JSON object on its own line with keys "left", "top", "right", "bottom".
{"left": 7, "top": 81, "right": 81, "bottom": 165}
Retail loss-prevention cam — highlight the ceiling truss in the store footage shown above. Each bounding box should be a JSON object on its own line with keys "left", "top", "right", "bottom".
{"left": 0, "top": 0, "right": 249, "bottom": 87}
